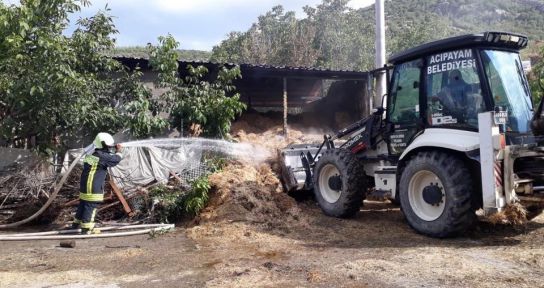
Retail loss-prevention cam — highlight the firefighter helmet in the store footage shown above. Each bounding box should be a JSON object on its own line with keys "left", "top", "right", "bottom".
{"left": 93, "top": 132, "right": 115, "bottom": 149}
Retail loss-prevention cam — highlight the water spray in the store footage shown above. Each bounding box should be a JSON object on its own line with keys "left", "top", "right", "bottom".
{"left": 120, "top": 138, "right": 271, "bottom": 162}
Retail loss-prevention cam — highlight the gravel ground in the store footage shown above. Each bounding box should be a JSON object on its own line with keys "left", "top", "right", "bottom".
{"left": 1, "top": 200, "right": 543, "bottom": 288}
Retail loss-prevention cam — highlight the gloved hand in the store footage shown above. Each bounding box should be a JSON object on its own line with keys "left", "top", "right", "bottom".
{"left": 115, "top": 143, "right": 123, "bottom": 153}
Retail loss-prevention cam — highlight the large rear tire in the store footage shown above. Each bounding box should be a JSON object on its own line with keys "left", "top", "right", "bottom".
{"left": 313, "top": 149, "right": 366, "bottom": 218}
{"left": 399, "top": 151, "right": 475, "bottom": 237}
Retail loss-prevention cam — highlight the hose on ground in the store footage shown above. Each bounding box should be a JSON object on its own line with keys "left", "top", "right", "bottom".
{"left": 0, "top": 223, "right": 174, "bottom": 241}
{"left": 0, "top": 152, "right": 84, "bottom": 229}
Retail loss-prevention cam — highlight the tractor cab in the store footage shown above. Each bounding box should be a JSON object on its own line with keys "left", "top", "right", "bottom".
{"left": 386, "top": 32, "right": 533, "bottom": 155}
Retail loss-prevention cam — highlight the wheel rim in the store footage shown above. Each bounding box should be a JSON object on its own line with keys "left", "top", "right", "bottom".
{"left": 319, "top": 164, "right": 342, "bottom": 203}
{"left": 408, "top": 170, "right": 445, "bottom": 221}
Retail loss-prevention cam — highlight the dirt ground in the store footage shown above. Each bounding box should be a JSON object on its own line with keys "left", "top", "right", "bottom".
{"left": 2, "top": 113, "right": 544, "bottom": 287}
{"left": 1, "top": 201, "right": 543, "bottom": 288}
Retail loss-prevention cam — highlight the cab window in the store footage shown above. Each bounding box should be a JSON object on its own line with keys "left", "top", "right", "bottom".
{"left": 389, "top": 60, "right": 421, "bottom": 123}
{"left": 481, "top": 50, "right": 533, "bottom": 133}
{"left": 425, "top": 48, "right": 484, "bottom": 128}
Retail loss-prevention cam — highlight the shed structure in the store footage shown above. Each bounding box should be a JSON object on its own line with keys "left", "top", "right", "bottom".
{"left": 116, "top": 57, "right": 375, "bottom": 132}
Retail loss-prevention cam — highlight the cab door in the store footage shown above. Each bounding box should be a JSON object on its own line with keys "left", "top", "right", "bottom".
{"left": 386, "top": 59, "right": 423, "bottom": 155}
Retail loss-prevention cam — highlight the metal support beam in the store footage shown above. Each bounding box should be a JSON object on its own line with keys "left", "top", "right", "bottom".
{"left": 374, "top": 0, "right": 386, "bottom": 109}
{"left": 283, "top": 77, "right": 288, "bottom": 138}
{"left": 478, "top": 112, "right": 506, "bottom": 214}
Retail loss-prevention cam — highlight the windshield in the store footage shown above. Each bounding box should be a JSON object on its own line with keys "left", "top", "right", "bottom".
{"left": 480, "top": 50, "right": 533, "bottom": 133}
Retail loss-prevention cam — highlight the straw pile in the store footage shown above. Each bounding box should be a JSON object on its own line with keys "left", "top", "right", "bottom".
{"left": 196, "top": 161, "right": 302, "bottom": 226}
{"left": 486, "top": 202, "right": 528, "bottom": 226}
{"left": 193, "top": 112, "right": 319, "bottom": 226}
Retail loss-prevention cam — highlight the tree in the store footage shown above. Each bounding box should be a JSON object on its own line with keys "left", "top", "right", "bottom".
{"left": 211, "top": 0, "right": 544, "bottom": 72}
{"left": 150, "top": 35, "right": 246, "bottom": 138}
{"left": 530, "top": 47, "right": 544, "bottom": 105}
{"left": 107, "top": 46, "right": 211, "bottom": 61}
{"left": 0, "top": 0, "right": 166, "bottom": 152}
{"left": 210, "top": 32, "right": 250, "bottom": 64}
{"left": 210, "top": 0, "right": 445, "bottom": 72}
{"left": 211, "top": 5, "right": 319, "bottom": 67}
{"left": 386, "top": 14, "right": 451, "bottom": 56}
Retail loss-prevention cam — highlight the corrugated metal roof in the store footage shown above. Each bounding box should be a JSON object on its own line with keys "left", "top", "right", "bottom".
{"left": 113, "top": 57, "right": 369, "bottom": 80}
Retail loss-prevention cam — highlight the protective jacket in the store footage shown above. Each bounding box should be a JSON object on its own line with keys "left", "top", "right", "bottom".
{"left": 79, "top": 149, "right": 122, "bottom": 202}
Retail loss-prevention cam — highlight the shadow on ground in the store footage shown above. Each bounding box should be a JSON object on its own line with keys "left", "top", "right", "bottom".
{"left": 256, "top": 199, "right": 544, "bottom": 250}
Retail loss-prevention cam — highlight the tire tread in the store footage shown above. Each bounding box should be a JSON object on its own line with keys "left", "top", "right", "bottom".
{"left": 400, "top": 151, "right": 475, "bottom": 238}
{"left": 313, "top": 149, "right": 366, "bottom": 218}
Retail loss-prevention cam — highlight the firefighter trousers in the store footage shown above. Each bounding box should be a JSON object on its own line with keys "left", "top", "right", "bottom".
{"left": 74, "top": 200, "right": 100, "bottom": 230}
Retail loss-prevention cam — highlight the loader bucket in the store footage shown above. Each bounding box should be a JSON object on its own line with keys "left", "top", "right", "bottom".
{"left": 279, "top": 144, "right": 321, "bottom": 192}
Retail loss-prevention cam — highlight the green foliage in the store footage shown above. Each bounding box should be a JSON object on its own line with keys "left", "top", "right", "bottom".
{"left": 308, "top": 0, "right": 375, "bottom": 70}
{"left": 107, "top": 46, "right": 211, "bottom": 61}
{"left": 529, "top": 46, "right": 544, "bottom": 105}
{"left": 149, "top": 185, "right": 183, "bottom": 223}
{"left": 148, "top": 154, "right": 225, "bottom": 223}
{"left": 211, "top": 0, "right": 544, "bottom": 71}
{"left": 204, "top": 156, "right": 228, "bottom": 173}
{"left": 386, "top": 14, "right": 450, "bottom": 56}
{"left": 0, "top": 0, "right": 166, "bottom": 151}
{"left": 149, "top": 176, "right": 212, "bottom": 223}
{"left": 183, "top": 177, "right": 211, "bottom": 216}
{"left": 410, "top": 0, "right": 544, "bottom": 40}
{"left": 211, "top": 5, "right": 321, "bottom": 68}
{"left": 114, "top": 70, "right": 168, "bottom": 138}
{"left": 210, "top": 0, "right": 447, "bottom": 71}
{"left": 149, "top": 35, "right": 246, "bottom": 138}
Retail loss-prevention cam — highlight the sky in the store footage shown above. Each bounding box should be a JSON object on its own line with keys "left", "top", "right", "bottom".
{"left": 3, "top": 0, "right": 374, "bottom": 51}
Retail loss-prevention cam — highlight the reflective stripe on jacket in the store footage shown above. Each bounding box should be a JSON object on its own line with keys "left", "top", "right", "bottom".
{"left": 79, "top": 149, "right": 122, "bottom": 202}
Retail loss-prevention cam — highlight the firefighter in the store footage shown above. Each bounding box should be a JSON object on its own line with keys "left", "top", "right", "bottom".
{"left": 74, "top": 133, "right": 123, "bottom": 234}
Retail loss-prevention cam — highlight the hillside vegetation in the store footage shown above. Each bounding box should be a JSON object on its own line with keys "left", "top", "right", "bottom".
{"left": 107, "top": 46, "right": 212, "bottom": 61}
{"left": 210, "top": 0, "right": 544, "bottom": 71}
{"left": 108, "top": 0, "right": 544, "bottom": 69}
{"left": 207, "top": 0, "right": 544, "bottom": 102}
{"left": 392, "top": 0, "right": 544, "bottom": 40}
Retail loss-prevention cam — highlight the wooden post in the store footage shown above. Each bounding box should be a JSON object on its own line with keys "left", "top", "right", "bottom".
{"left": 169, "top": 171, "right": 183, "bottom": 184}
{"left": 109, "top": 179, "right": 134, "bottom": 217}
{"left": 283, "top": 77, "right": 288, "bottom": 138}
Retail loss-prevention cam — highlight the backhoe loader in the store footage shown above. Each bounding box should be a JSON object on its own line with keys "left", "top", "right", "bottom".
{"left": 280, "top": 31, "right": 544, "bottom": 237}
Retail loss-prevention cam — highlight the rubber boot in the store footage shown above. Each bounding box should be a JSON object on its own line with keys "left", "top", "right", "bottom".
{"left": 81, "top": 228, "right": 101, "bottom": 235}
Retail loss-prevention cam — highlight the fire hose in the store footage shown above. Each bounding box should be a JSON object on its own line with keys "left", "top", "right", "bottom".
{"left": 0, "top": 149, "right": 176, "bottom": 239}
{"left": 0, "top": 223, "right": 175, "bottom": 241}
{"left": 0, "top": 149, "right": 83, "bottom": 229}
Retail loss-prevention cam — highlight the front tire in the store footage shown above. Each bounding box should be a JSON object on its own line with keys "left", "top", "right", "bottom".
{"left": 400, "top": 151, "right": 475, "bottom": 237}
{"left": 313, "top": 149, "right": 366, "bottom": 218}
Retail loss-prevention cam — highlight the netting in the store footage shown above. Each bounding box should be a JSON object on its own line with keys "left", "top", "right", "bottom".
{"left": 180, "top": 162, "right": 209, "bottom": 182}
{"left": 63, "top": 138, "right": 270, "bottom": 191}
